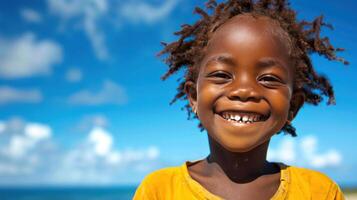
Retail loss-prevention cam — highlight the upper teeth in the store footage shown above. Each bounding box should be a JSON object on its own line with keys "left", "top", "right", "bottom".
{"left": 221, "top": 112, "right": 263, "bottom": 123}
{"left": 242, "top": 116, "right": 249, "bottom": 122}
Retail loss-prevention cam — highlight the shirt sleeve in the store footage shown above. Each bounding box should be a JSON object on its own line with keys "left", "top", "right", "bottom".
{"left": 328, "top": 181, "right": 345, "bottom": 200}
{"left": 133, "top": 179, "right": 157, "bottom": 200}
{"left": 334, "top": 184, "right": 345, "bottom": 200}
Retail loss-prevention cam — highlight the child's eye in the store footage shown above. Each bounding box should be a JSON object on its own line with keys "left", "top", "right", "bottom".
{"left": 258, "top": 75, "right": 284, "bottom": 86}
{"left": 207, "top": 71, "right": 232, "bottom": 79}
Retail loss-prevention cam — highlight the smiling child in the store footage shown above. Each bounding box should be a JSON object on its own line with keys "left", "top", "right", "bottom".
{"left": 134, "top": 0, "right": 348, "bottom": 199}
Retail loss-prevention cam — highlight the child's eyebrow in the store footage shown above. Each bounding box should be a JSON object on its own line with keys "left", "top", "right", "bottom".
{"left": 204, "top": 55, "right": 236, "bottom": 67}
{"left": 204, "top": 55, "right": 288, "bottom": 73}
{"left": 256, "top": 57, "right": 289, "bottom": 74}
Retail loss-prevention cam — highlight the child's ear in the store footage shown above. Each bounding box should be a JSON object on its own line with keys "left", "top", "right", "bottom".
{"left": 184, "top": 81, "right": 197, "bottom": 110}
{"left": 288, "top": 90, "right": 305, "bottom": 121}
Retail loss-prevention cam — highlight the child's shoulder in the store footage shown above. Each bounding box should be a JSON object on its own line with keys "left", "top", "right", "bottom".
{"left": 285, "top": 165, "right": 344, "bottom": 199}
{"left": 288, "top": 165, "right": 335, "bottom": 185}
{"left": 133, "top": 164, "right": 188, "bottom": 199}
{"left": 141, "top": 164, "right": 183, "bottom": 185}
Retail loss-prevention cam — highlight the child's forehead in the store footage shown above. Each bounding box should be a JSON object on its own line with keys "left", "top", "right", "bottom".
{"left": 217, "top": 14, "right": 288, "bottom": 37}
{"left": 207, "top": 14, "right": 292, "bottom": 55}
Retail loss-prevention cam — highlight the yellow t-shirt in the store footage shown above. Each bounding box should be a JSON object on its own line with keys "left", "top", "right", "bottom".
{"left": 134, "top": 160, "right": 344, "bottom": 200}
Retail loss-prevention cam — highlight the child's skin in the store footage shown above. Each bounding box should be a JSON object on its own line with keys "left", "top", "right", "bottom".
{"left": 184, "top": 14, "right": 305, "bottom": 200}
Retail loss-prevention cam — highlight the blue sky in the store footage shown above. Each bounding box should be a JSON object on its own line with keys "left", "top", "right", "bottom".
{"left": 0, "top": 0, "right": 356, "bottom": 187}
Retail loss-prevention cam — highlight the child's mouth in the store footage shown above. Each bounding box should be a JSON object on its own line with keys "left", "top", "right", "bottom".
{"left": 218, "top": 111, "right": 270, "bottom": 125}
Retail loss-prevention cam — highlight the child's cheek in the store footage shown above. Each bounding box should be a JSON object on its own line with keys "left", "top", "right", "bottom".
{"left": 197, "top": 84, "right": 223, "bottom": 110}
{"left": 269, "top": 87, "right": 292, "bottom": 121}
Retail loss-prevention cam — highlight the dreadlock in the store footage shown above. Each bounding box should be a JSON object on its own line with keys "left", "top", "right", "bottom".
{"left": 159, "top": 0, "right": 348, "bottom": 137}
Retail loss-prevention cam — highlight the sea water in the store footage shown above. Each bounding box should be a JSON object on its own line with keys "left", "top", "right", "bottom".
{"left": 0, "top": 186, "right": 137, "bottom": 200}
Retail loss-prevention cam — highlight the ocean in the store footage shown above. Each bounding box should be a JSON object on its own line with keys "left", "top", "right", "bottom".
{"left": 0, "top": 186, "right": 137, "bottom": 200}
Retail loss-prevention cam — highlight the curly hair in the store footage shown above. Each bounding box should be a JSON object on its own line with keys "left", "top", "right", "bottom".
{"left": 158, "top": 0, "right": 348, "bottom": 137}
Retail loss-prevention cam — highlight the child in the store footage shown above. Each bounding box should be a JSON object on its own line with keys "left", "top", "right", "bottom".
{"left": 134, "top": 0, "right": 348, "bottom": 199}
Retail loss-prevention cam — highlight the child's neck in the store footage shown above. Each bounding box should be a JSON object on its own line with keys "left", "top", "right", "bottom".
{"left": 206, "top": 136, "right": 279, "bottom": 183}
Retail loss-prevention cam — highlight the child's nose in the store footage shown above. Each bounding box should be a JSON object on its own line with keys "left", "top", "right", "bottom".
{"left": 226, "top": 76, "right": 261, "bottom": 102}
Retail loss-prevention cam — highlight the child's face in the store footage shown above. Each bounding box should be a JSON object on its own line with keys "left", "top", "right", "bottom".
{"left": 186, "top": 15, "right": 304, "bottom": 152}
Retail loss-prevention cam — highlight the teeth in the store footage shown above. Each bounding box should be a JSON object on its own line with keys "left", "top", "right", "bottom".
{"left": 223, "top": 113, "right": 229, "bottom": 119}
{"left": 242, "top": 116, "right": 248, "bottom": 122}
{"left": 256, "top": 116, "right": 260, "bottom": 121}
{"left": 220, "top": 112, "right": 266, "bottom": 124}
{"left": 234, "top": 115, "right": 241, "bottom": 121}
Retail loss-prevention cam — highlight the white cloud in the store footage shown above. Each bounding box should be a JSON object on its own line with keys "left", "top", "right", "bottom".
{"left": 47, "top": 0, "right": 108, "bottom": 20}
{"left": 0, "top": 121, "right": 5, "bottom": 133}
{"left": 0, "top": 86, "right": 42, "bottom": 105}
{"left": 47, "top": 0, "right": 179, "bottom": 61}
{"left": 0, "top": 118, "right": 56, "bottom": 180}
{"left": 300, "top": 136, "right": 317, "bottom": 155}
{"left": 65, "top": 68, "right": 82, "bottom": 82}
{"left": 0, "top": 118, "right": 53, "bottom": 174}
{"left": 7, "top": 135, "right": 35, "bottom": 159}
{"left": 299, "top": 136, "right": 342, "bottom": 168}
{"left": 268, "top": 135, "right": 342, "bottom": 169}
{"left": 76, "top": 114, "right": 109, "bottom": 133}
{"left": 52, "top": 125, "right": 161, "bottom": 184}
{"left": 47, "top": 0, "right": 109, "bottom": 60}
{"left": 3, "top": 117, "right": 25, "bottom": 133}
{"left": 309, "top": 150, "right": 342, "bottom": 168}
{"left": 88, "top": 127, "right": 112, "bottom": 156}
{"left": 5, "top": 121, "right": 52, "bottom": 159}
{"left": 0, "top": 117, "right": 162, "bottom": 185}
{"left": 147, "top": 146, "right": 160, "bottom": 159}
{"left": 120, "top": 0, "right": 178, "bottom": 24}
{"left": 0, "top": 33, "right": 62, "bottom": 79}
{"left": 20, "top": 8, "right": 42, "bottom": 23}
{"left": 68, "top": 80, "right": 128, "bottom": 105}
{"left": 269, "top": 138, "right": 296, "bottom": 163}
{"left": 25, "top": 123, "right": 52, "bottom": 140}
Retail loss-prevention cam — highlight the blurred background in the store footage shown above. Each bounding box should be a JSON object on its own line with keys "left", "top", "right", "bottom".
{"left": 0, "top": 0, "right": 356, "bottom": 199}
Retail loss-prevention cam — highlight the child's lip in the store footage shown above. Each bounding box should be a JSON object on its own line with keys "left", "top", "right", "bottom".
{"left": 215, "top": 104, "right": 270, "bottom": 117}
